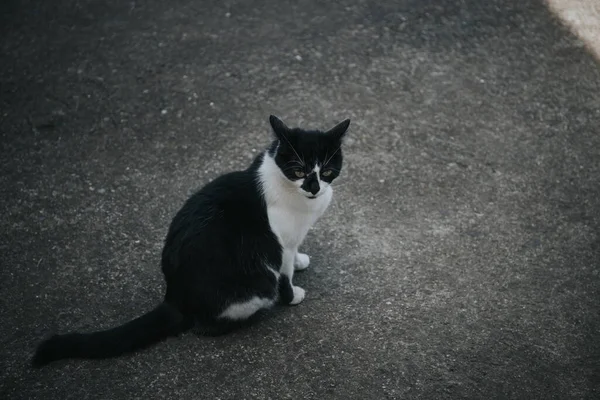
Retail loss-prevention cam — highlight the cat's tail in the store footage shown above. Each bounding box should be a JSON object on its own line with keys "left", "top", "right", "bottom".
{"left": 32, "top": 302, "right": 190, "bottom": 367}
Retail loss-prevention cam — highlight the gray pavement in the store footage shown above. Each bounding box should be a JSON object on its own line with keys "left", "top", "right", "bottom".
{"left": 1, "top": 0, "right": 599, "bottom": 399}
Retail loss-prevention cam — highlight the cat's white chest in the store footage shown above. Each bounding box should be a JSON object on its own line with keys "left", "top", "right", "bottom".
{"left": 258, "top": 152, "right": 333, "bottom": 250}
{"left": 267, "top": 188, "right": 332, "bottom": 249}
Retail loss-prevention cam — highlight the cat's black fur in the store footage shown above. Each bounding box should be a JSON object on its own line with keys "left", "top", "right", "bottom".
{"left": 32, "top": 115, "right": 350, "bottom": 367}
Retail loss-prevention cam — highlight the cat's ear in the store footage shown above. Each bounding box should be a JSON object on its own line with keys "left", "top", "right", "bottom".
{"left": 326, "top": 119, "right": 351, "bottom": 141}
{"left": 269, "top": 115, "right": 290, "bottom": 141}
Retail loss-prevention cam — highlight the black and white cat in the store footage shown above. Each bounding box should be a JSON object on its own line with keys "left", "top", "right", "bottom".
{"left": 33, "top": 115, "right": 350, "bottom": 366}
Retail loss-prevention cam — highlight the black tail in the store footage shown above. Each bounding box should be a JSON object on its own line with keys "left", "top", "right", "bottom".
{"left": 32, "top": 302, "right": 189, "bottom": 367}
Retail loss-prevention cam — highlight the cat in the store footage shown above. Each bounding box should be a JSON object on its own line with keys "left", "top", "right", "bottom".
{"left": 32, "top": 115, "right": 350, "bottom": 366}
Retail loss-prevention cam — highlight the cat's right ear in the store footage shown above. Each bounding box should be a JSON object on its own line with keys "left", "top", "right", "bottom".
{"left": 326, "top": 119, "right": 351, "bottom": 141}
{"left": 269, "top": 115, "right": 289, "bottom": 141}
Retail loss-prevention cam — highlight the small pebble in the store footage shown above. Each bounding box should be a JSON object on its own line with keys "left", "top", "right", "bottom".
{"left": 161, "top": 109, "right": 168, "bottom": 115}
{"left": 225, "top": 12, "right": 231, "bottom": 18}
{"left": 294, "top": 55, "right": 303, "bottom": 61}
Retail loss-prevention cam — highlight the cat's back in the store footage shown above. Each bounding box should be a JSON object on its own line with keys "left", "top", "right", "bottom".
{"left": 161, "top": 163, "right": 273, "bottom": 275}
{"left": 172, "top": 167, "right": 264, "bottom": 231}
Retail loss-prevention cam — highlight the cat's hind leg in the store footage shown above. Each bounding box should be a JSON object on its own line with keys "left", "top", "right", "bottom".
{"left": 192, "top": 319, "right": 239, "bottom": 337}
{"left": 192, "top": 297, "right": 274, "bottom": 336}
{"left": 218, "top": 296, "right": 275, "bottom": 320}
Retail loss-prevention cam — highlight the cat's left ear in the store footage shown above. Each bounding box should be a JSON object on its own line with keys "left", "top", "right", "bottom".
{"left": 326, "top": 119, "right": 351, "bottom": 141}
{"left": 269, "top": 115, "right": 290, "bottom": 141}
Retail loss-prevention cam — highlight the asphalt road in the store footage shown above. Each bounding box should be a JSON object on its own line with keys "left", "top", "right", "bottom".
{"left": 1, "top": 0, "right": 599, "bottom": 399}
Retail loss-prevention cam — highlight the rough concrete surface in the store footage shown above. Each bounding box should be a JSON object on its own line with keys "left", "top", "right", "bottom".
{"left": 1, "top": 0, "right": 599, "bottom": 399}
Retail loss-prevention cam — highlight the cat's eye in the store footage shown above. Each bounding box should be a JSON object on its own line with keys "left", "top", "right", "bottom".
{"left": 294, "top": 170, "right": 305, "bottom": 178}
{"left": 322, "top": 170, "right": 333, "bottom": 177}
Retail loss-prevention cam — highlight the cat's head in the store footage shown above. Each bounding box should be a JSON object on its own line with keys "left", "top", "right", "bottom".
{"left": 268, "top": 115, "right": 350, "bottom": 199}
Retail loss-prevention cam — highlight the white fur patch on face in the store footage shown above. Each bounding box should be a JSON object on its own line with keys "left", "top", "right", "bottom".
{"left": 308, "top": 164, "right": 330, "bottom": 198}
{"left": 259, "top": 151, "right": 333, "bottom": 213}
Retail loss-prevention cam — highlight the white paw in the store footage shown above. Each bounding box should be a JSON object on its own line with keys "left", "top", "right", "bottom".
{"left": 290, "top": 286, "right": 306, "bottom": 305}
{"left": 294, "top": 253, "right": 310, "bottom": 271}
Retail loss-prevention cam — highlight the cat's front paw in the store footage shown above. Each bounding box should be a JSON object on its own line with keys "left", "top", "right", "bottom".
{"left": 289, "top": 286, "right": 306, "bottom": 305}
{"left": 294, "top": 253, "right": 310, "bottom": 271}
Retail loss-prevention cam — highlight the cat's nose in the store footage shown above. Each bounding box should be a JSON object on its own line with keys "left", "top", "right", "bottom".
{"left": 309, "top": 181, "right": 320, "bottom": 195}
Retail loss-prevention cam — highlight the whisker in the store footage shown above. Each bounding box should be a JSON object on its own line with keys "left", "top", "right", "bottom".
{"left": 282, "top": 166, "right": 303, "bottom": 172}
{"left": 278, "top": 132, "right": 305, "bottom": 166}
{"left": 324, "top": 145, "right": 342, "bottom": 166}
{"left": 282, "top": 160, "right": 304, "bottom": 167}
{"left": 330, "top": 178, "right": 347, "bottom": 186}
{"left": 331, "top": 184, "right": 350, "bottom": 192}
{"left": 331, "top": 177, "right": 349, "bottom": 184}
{"left": 331, "top": 175, "right": 351, "bottom": 185}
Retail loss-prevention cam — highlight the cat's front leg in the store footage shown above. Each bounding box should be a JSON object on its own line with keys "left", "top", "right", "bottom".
{"left": 279, "top": 248, "right": 305, "bottom": 305}
{"left": 294, "top": 252, "right": 310, "bottom": 271}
